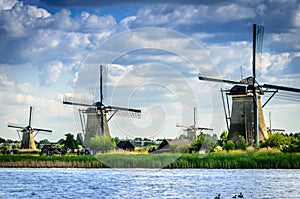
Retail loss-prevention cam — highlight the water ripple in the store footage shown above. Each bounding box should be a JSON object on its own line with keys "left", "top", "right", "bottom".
{"left": 0, "top": 168, "right": 299, "bottom": 199}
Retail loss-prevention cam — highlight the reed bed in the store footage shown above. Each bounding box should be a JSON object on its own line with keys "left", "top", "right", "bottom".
{"left": 0, "top": 152, "right": 299, "bottom": 169}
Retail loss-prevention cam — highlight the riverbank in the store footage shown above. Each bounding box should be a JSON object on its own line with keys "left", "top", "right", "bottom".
{"left": 0, "top": 151, "right": 299, "bottom": 169}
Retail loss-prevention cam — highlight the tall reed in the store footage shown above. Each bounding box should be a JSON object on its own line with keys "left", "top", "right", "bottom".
{"left": 0, "top": 152, "right": 299, "bottom": 169}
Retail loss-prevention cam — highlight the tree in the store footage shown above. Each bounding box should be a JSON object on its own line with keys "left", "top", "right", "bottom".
{"left": 113, "top": 137, "right": 120, "bottom": 145}
{"left": 235, "top": 135, "right": 247, "bottom": 150}
{"left": 39, "top": 139, "right": 50, "bottom": 145}
{"left": 0, "top": 137, "right": 6, "bottom": 144}
{"left": 192, "top": 133, "right": 217, "bottom": 152}
{"left": 89, "top": 135, "right": 115, "bottom": 153}
{"left": 134, "top": 137, "right": 142, "bottom": 141}
{"left": 0, "top": 144, "right": 10, "bottom": 154}
{"left": 269, "top": 133, "right": 300, "bottom": 152}
{"left": 63, "top": 133, "right": 79, "bottom": 152}
{"left": 57, "top": 138, "right": 65, "bottom": 145}
{"left": 219, "top": 131, "right": 228, "bottom": 147}
{"left": 143, "top": 141, "right": 156, "bottom": 146}
{"left": 223, "top": 140, "right": 235, "bottom": 151}
{"left": 261, "top": 133, "right": 294, "bottom": 149}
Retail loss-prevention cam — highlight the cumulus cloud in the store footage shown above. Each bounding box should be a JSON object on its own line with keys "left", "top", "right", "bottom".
{"left": 0, "top": 1, "right": 117, "bottom": 87}
{"left": 1, "top": 0, "right": 300, "bottom": 139}
{"left": 38, "top": 61, "right": 63, "bottom": 86}
{"left": 0, "top": 69, "right": 14, "bottom": 88}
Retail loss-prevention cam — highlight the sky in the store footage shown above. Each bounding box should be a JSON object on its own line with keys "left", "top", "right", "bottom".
{"left": 1, "top": 0, "right": 300, "bottom": 142}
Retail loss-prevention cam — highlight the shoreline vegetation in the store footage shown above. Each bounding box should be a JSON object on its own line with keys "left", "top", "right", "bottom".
{"left": 1, "top": 150, "right": 300, "bottom": 169}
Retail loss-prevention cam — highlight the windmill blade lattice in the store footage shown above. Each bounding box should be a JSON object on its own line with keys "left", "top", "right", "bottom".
{"left": 106, "top": 105, "right": 141, "bottom": 119}
{"left": 255, "top": 25, "right": 264, "bottom": 77}
{"left": 63, "top": 96, "right": 94, "bottom": 107}
{"left": 98, "top": 64, "right": 108, "bottom": 103}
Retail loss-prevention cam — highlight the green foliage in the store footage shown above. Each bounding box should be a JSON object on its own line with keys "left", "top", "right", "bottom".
{"left": 261, "top": 133, "right": 296, "bottom": 149}
{"left": 15, "top": 142, "right": 22, "bottom": 149}
{"left": 133, "top": 137, "right": 142, "bottom": 141}
{"left": 282, "top": 143, "right": 300, "bottom": 153}
{"left": 56, "top": 144, "right": 64, "bottom": 149}
{"left": 1, "top": 152, "right": 300, "bottom": 169}
{"left": 212, "top": 146, "right": 222, "bottom": 152}
{"left": 223, "top": 140, "right": 235, "bottom": 151}
{"left": 89, "top": 135, "right": 115, "bottom": 153}
{"left": 62, "top": 133, "right": 79, "bottom": 152}
{"left": 57, "top": 138, "right": 65, "bottom": 145}
{"left": 39, "top": 139, "right": 50, "bottom": 145}
{"left": 178, "top": 134, "right": 187, "bottom": 140}
{"left": 281, "top": 135, "right": 300, "bottom": 153}
{"left": 235, "top": 135, "right": 247, "bottom": 150}
{"left": 143, "top": 141, "right": 156, "bottom": 146}
{"left": 0, "top": 137, "right": 6, "bottom": 144}
{"left": 169, "top": 144, "right": 190, "bottom": 153}
{"left": 192, "top": 134, "right": 205, "bottom": 151}
{"left": 293, "top": 133, "right": 300, "bottom": 140}
{"left": 192, "top": 133, "right": 217, "bottom": 152}
{"left": 219, "top": 131, "right": 228, "bottom": 147}
{"left": 169, "top": 144, "right": 178, "bottom": 153}
{"left": 6, "top": 139, "right": 14, "bottom": 143}
{"left": 113, "top": 137, "right": 120, "bottom": 145}
{"left": 0, "top": 145, "right": 10, "bottom": 154}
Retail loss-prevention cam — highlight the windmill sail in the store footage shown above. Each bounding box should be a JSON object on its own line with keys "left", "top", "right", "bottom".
{"left": 254, "top": 24, "right": 264, "bottom": 77}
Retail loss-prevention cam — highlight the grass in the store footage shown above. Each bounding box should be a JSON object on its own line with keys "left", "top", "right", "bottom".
{"left": 0, "top": 151, "right": 299, "bottom": 169}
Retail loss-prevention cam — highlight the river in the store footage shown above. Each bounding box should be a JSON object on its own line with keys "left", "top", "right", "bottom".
{"left": 0, "top": 168, "right": 299, "bottom": 198}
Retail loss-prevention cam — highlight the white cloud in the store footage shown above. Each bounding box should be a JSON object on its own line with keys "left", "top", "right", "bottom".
{"left": 39, "top": 61, "right": 64, "bottom": 86}
{"left": 215, "top": 4, "right": 256, "bottom": 21}
{"left": 52, "top": 9, "right": 77, "bottom": 31}
{"left": 0, "top": 1, "right": 51, "bottom": 37}
{"left": 118, "top": 16, "right": 136, "bottom": 31}
{"left": 79, "top": 12, "right": 116, "bottom": 32}
{"left": 0, "top": 2, "right": 117, "bottom": 88}
{"left": 0, "top": 69, "right": 14, "bottom": 88}
{"left": 17, "top": 83, "right": 33, "bottom": 94}
{"left": 261, "top": 52, "right": 290, "bottom": 75}
{"left": 1, "top": 1, "right": 299, "bottom": 141}
{"left": 0, "top": 0, "right": 17, "bottom": 10}
{"left": 294, "top": 8, "right": 300, "bottom": 27}
{"left": 132, "top": 4, "right": 256, "bottom": 27}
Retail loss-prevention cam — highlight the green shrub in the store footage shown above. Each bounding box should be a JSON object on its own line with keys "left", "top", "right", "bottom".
{"left": 89, "top": 135, "right": 115, "bottom": 153}
{"left": 235, "top": 135, "right": 247, "bottom": 150}
{"left": 223, "top": 140, "right": 235, "bottom": 151}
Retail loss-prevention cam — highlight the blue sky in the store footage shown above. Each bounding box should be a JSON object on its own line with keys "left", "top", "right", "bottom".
{"left": 1, "top": 0, "right": 300, "bottom": 142}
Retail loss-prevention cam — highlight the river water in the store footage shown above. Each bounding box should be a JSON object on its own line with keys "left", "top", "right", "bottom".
{"left": 0, "top": 168, "right": 299, "bottom": 199}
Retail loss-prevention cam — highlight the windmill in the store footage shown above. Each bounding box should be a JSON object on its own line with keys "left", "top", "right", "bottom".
{"left": 63, "top": 65, "right": 141, "bottom": 147}
{"left": 7, "top": 106, "right": 52, "bottom": 150}
{"left": 198, "top": 24, "right": 300, "bottom": 146}
{"left": 176, "top": 107, "right": 213, "bottom": 140}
